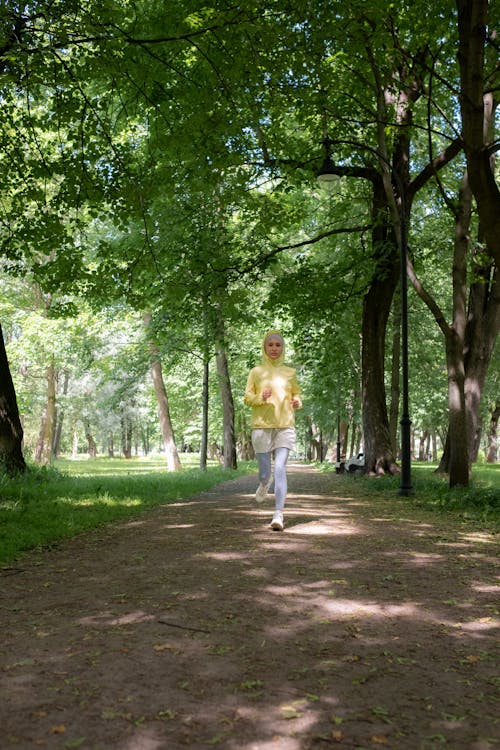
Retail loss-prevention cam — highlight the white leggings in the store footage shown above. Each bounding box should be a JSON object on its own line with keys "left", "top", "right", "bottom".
{"left": 256, "top": 447, "right": 289, "bottom": 511}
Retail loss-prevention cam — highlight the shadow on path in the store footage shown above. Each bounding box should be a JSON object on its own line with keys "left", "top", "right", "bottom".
{"left": 1, "top": 464, "right": 498, "bottom": 750}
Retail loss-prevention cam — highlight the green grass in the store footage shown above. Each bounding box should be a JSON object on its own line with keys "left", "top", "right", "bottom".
{"left": 319, "top": 460, "right": 500, "bottom": 523}
{"left": 1, "top": 456, "right": 498, "bottom": 568}
{"left": 0, "top": 455, "right": 254, "bottom": 567}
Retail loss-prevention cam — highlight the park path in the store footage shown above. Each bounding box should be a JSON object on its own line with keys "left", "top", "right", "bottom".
{"left": 1, "top": 464, "right": 499, "bottom": 750}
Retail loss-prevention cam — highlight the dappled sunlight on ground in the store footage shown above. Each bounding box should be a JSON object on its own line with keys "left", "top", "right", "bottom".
{"left": 285, "top": 518, "right": 361, "bottom": 535}
{"left": 79, "top": 610, "right": 156, "bottom": 627}
{"left": 1, "top": 467, "right": 498, "bottom": 750}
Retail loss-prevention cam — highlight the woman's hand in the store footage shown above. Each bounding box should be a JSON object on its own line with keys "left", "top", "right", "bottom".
{"left": 291, "top": 396, "right": 301, "bottom": 409}
{"left": 262, "top": 388, "right": 272, "bottom": 400}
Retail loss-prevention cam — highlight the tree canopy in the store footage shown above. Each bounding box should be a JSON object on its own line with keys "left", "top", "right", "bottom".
{"left": 0, "top": 0, "right": 498, "bottom": 484}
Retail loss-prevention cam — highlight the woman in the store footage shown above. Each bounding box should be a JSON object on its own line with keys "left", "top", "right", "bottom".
{"left": 244, "top": 330, "right": 302, "bottom": 531}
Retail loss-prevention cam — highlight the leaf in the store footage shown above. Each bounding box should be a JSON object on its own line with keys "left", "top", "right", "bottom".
{"left": 371, "top": 736, "right": 389, "bottom": 744}
{"left": 157, "top": 709, "right": 177, "bottom": 720}
{"left": 281, "top": 707, "right": 302, "bottom": 719}
{"left": 280, "top": 699, "right": 308, "bottom": 719}
{"left": 51, "top": 725, "right": 66, "bottom": 734}
{"left": 153, "top": 642, "right": 176, "bottom": 652}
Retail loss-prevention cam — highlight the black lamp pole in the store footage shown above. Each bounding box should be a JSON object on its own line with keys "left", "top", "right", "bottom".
{"left": 317, "top": 140, "right": 412, "bottom": 495}
{"left": 394, "top": 173, "right": 412, "bottom": 496}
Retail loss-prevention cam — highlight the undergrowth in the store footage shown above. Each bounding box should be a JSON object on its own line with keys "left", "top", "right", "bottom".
{"left": 318, "top": 461, "right": 499, "bottom": 524}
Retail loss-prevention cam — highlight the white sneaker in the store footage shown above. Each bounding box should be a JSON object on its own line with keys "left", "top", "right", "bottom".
{"left": 269, "top": 511, "right": 284, "bottom": 531}
{"left": 255, "top": 484, "right": 267, "bottom": 503}
{"left": 255, "top": 474, "right": 273, "bottom": 503}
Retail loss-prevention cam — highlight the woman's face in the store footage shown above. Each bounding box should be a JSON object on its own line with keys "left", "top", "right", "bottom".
{"left": 265, "top": 337, "right": 283, "bottom": 359}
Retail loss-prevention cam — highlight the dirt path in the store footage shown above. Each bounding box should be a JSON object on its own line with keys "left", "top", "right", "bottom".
{"left": 1, "top": 464, "right": 499, "bottom": 750}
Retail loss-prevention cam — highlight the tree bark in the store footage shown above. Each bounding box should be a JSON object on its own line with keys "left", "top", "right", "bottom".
{"left": 361, "top": 175, "right": 400, "bottom": 475}
{"left": 143, "top": 313, "right": 181, "bottom": 472}
{"left": 108, "top": 432, "right": 114, "bottom": 458}
{"left": 389, "top": 300, "right": 401, "bottom": 455}
{"left": 151, "top": 354, "right": 181, "bottom": 471}
{"left": 53, "top": 370, "right": 69, "bottom": 457}
{"left": 200, "top": 357, "right": 209, "bottom": 470}
{"left": 456, "top": 0, "right": 500, "bottom": 269}
{"left": 464, "top": 260, "right": 499, "bottom": 463}
{"left": 486, "top": 402, "right": 499, "bottom": 463}
{"left": 454, "top": 0, "right": 500, "bottom": 471}
{"left": 445, "top": 329, "right": 469, "bottom": 486}
{"left": 412, "top": 173, "right": 470, "bottom": 486}
{"left": 435, "top": 185, "right": 499, "bottom": 478}
{"left": 121, "top": 414, "right": 132, "bottom": 458}
{"left": 83, "top": 418, "right": 97, "bottom": 457}
{"left": 214, "top": 312, "right": 237, "bottom": 470}
{"left": 439, "top": 0, "right": 500, "bottom": 470}
{"left": 34, "top": 360, "right": 57, "bottom": 466}
{"left": 0, "top": 325, "right": 26, "bottom": 474}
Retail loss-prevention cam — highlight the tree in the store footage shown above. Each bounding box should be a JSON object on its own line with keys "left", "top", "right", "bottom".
{"left": 143, "top": 313, "right": 181, "bottom": 471}
{"left": 0, "top": 0, "right": 498, "bottom": 484}
{"left": 0, "top": 325, "right": 26, "bottom": 474}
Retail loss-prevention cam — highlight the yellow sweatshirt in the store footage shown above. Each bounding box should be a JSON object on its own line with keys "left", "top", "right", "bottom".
{"left": 244, "top": 330, "right": 302, "bottom": 429}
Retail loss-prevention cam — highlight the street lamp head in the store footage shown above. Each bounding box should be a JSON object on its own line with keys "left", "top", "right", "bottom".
{"left": 316, "top": 134, "right": 340, "bottom": 189}
{"left": 316, "top": 155, "right": 339, "bottom": 190}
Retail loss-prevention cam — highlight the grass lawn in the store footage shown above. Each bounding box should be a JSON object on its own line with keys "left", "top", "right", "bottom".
{"left": 1, "top": 455, "right": 498, "bottom": 567}
{"left": 0, "top": 454, "right": 254, "bottom": 567}
{"left": 322, "top": 460, "right": 499, "bottom": 521}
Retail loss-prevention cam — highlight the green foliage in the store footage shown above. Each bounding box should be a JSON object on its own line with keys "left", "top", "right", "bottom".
{"left": 0, "top": 456, "right": 254, "bottom": 566}
{"left": 0, "top": 1, "right": 498, "bottom": 489}
{"left": 322, "top": 462, "right": 500, "bottom": 522}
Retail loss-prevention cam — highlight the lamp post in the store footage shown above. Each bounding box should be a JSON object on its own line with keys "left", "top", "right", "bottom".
{"left": 317, "top": 140, "right": 412, "bottom": 496}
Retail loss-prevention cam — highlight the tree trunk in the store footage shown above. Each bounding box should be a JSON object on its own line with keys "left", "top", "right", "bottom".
{"left": 456, "top": 0, "right": 500, "bottom": 270}
{"left": 151, "top": 354, "right": 181, "bottom": 471}
{"left": 237, "top": 407, "right": 254, "bottom": 460}
{"left": 140, "top": 424, "right": 150, "bottom": 456}
{"left": 215, "top": 341, "right": 237, "bottom": 469}
{"left": 411, "top": 170, "right": 471, "bottom": 487}
{"left": 121, "top": 415, "right": 132, "bottom": 458}
{"left": 464, "top": 259, "right": 499, "bottom": 464}
{"left": 455, "top": 13, "right": 500, "bottom": 464}
{"left": 361, "top": 176, "right": 400, "bottom": 476}
{"left": 418, "top": 431, "right": 429, "bottom": 461}
{"left": 53, "top": 370, "right": 69, "bottom": 457}
{"left": 437, "top": 259, "right": 499, "bottom": 474}
{"left": 445, "top": 330, "right": 469, "bottom": 486}
{"left": 0, "top": 325, "right": 26, "bottom": 475}
{"left": 72, "top": 428, "right": 78, "bottom": 459}
{"left": 35, "top": 360, "right": 57, "bottom": 466}
{"left": 486, "top": 402, "right": 499, "bottom": 463}
{"left": 200, "top": 357, "right": 209, "bottom": 470}
{"left": 83, "top": 418, "right": 97, "bottom": 458}
{"left": 214, "top": 309, "right": 237, "bottom": 470}
{"left": 143, "top": 313, "right": 181, "bottom": 472}
{"left": 389, "top": 300, "right": 401, "bottom": 455}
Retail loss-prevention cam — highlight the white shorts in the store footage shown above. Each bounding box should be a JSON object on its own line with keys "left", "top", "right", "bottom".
{"left": 251, "top": 427, "right": 296, "bottom": 454}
